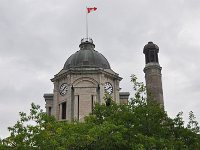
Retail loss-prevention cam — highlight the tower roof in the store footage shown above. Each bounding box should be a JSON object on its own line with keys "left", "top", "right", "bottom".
{"left": 143, "top": 41, "right": 159, "bottom": 54}
{"left": 63, "top": 38, "right": 111, "bottom": 70}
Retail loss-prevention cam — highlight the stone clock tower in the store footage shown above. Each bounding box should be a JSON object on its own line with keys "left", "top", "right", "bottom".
{"left": 143, "top": 42, "right": 164, "bottom": 105}
{"left": 44, "top": 38, "right": 129, "bottom": 121}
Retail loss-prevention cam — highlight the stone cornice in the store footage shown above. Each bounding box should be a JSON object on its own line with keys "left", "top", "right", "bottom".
{"left": 51, "top": 68, "right": 122, "bottom": 82}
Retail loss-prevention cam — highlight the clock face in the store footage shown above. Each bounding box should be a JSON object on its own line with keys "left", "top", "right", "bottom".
{"left": 59, "top": 83, "right": 68, "bottom": 96}
{"left": 104, "top": 82, "right": 113, "bottom": 95}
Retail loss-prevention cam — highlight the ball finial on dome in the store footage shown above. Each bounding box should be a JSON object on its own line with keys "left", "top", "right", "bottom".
{"left": 79, "top": 38, "right": 95, "bottom": 50}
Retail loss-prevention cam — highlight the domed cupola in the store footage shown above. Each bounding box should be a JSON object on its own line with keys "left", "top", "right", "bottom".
{"left": 143, "top": 41, "right": 159, "bottom": 64}
{"left": 44, "top": 37, "right": 129, "bottom": 121}
{"left": 63, "top": 38, "right": 111, "bottom": 70}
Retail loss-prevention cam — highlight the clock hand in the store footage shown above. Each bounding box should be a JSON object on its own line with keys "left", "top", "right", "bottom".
{"left": 63, "top": 87, "right": 66, "bottom": 91}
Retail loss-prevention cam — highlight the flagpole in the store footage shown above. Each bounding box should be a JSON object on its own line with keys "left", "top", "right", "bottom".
{"left": 86, "top": 7, "right": 88, "bottom": 39}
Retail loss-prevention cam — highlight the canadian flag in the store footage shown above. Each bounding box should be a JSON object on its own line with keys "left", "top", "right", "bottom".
{"left": 87, "top": 7, "right": 97, "bottom": 13}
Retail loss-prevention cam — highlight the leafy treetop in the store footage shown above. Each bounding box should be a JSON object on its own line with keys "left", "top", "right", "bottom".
{"left": 0, "top": 75, "right": 200, "bottom": 150}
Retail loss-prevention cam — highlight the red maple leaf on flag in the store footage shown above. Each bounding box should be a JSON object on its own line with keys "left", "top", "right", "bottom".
{"left": 87, "top": 7, "right": 97, "bottom": 13}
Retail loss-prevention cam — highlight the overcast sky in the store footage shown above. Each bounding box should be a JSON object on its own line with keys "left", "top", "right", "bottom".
{"left": 1, "top": 0, "right": 200, "bottom": 138}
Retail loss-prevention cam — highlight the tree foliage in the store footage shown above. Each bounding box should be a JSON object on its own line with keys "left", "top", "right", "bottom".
{"left": 1, "top": 75, "right": 200, "bottom": 149}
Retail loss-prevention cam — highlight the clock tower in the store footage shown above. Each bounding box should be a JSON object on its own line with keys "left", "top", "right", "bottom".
{"left": 44, "top": 38, "right": 129, "bottom": 121}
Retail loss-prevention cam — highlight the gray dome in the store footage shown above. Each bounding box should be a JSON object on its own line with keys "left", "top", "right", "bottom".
{"left": 63, "top": 39, "right": 111, "bottom": 70}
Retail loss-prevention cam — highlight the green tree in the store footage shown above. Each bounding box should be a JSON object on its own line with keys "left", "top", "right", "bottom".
{"left": 1, "top": 75, "right": 200, "bottom": 149}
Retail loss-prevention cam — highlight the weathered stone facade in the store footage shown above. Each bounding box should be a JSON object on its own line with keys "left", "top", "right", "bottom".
{"left": 44, "top": 38, "right": 129, "bottom": 121}
{"left": 143, "top": 42, "right": 164, "bottom": 105}
{"left": 44, "top": 40, "right": 164, "bottom": 120}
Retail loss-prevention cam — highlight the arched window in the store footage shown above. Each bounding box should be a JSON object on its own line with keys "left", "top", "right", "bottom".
{"left": 61, "top": 102, "right": 66, "bottom": 119}
{"left": 150, "top": 50, "right": 155, "bottom": 62}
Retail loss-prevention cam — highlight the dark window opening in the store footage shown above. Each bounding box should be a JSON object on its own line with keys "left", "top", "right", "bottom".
{"left": 150, "top": 51, "right": 155, "bottom": 62}
{"left": 58, "top": 104, "right": 60, "bottom": 119}
{"left": 155, "top": 53, "right": 158, "bottom": 63}
{"left": 77, "top": 95, "right": 79, "bottom": 121}
{"left": 91, "top": 95, "right": 94, "bottom": 113}
{"left": 48, "top": 107, "right": 51, "bottom": 116}
{"left": 62, "top": 102, "right": 66, "bottom": 119}
{"left": 145, "top": 55, "right": 149, "bottom": 64}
